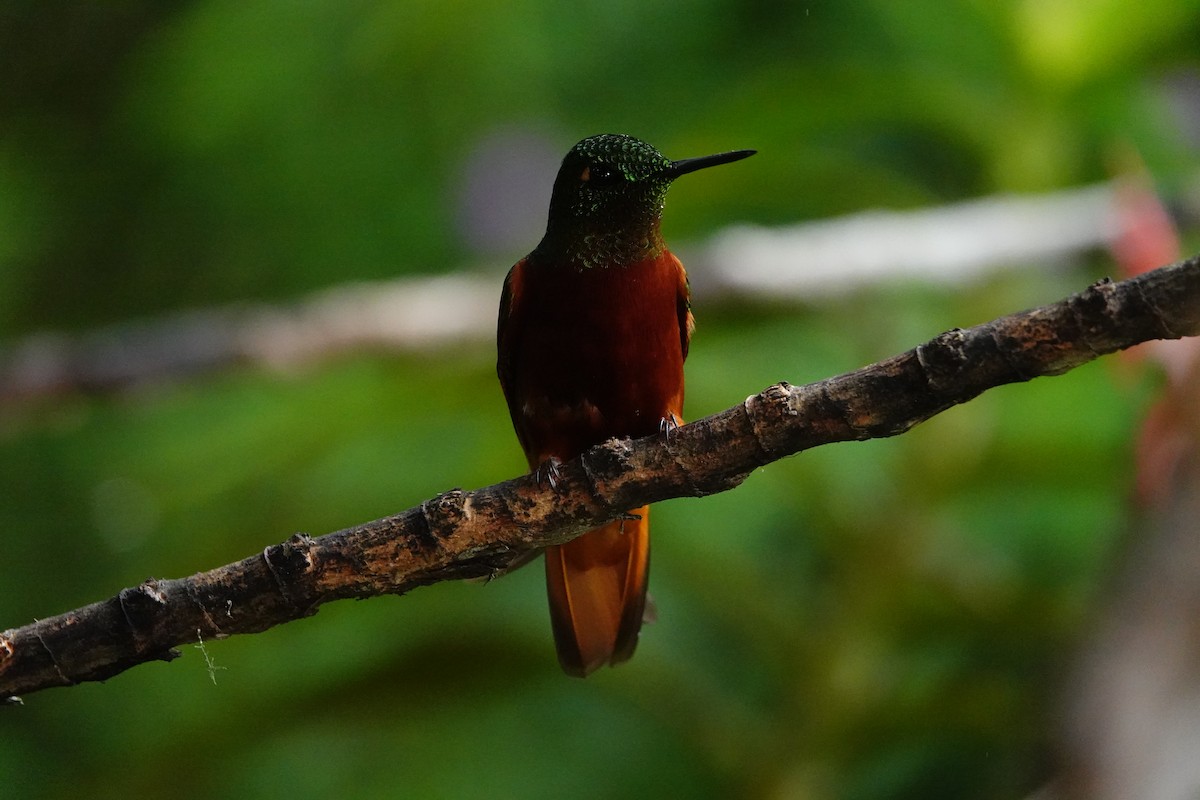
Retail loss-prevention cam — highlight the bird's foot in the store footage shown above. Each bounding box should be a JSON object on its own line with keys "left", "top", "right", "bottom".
{"left": 534, "top": 457, "right": 564, "bottom": 490}
{"left": 617, "top": 509, "right": 643, "bottom": 535}
{"left": 659, "top": 413, "right": 680, "bottom": 444}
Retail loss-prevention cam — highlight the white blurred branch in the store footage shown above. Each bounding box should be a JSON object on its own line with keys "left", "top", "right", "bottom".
{"left": 696, "top": 183, "right": 1119, "bottom": 296}
{"left": 0, "top": 183, "right": 1136, "bottom": 403}
{"left": 0, "top": 275, "right": 498, "bottom": 402}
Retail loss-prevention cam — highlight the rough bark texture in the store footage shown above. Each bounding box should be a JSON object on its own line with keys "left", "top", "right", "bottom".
{"left": 3, "top": 255, "right": 1198, "bottom": 703}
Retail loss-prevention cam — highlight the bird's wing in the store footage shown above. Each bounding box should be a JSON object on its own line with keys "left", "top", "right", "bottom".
{"left": 496, "top": 258, "right": 533, "bottom": 457}
{"left": 672, "top": 252, "right": 695, "bottom": 361}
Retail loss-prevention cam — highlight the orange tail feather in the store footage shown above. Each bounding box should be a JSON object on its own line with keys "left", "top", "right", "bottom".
{"left": 544, "top": 507, "right": 650, "bottom": 677}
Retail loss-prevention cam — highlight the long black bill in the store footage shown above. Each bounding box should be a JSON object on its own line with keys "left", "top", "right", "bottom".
{"left": 661, "top": 148, "right": 756, "bottom": 179}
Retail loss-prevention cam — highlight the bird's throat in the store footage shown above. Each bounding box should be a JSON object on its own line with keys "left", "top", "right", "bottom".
{"left": 536, "top": 220, "right": 666, "bottom": 271}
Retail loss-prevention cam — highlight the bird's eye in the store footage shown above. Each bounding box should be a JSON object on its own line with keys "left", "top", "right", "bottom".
{"left": 580, "top": 164, "right": 623, "bottom": 188}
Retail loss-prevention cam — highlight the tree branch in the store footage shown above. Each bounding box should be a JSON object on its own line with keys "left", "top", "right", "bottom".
{"left": 3, "top": 255, "right": 1198, "bottom": 703}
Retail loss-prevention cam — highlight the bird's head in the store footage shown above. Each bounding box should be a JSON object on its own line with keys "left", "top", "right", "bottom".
{"left": 538, "top": 134, "right": 754, "bottom": 269}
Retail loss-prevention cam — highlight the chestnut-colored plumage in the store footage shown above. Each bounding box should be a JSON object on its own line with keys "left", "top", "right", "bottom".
{"left": 497, "top": 134, "right": 754, "bottom": 677}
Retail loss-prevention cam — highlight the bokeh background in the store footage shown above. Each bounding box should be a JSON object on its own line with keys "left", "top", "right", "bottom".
{"left": 3, "top": 2, "right": 1199, "bottom": 798}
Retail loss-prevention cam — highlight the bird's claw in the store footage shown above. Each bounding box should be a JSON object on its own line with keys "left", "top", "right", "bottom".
{"left": 617, "top": 509, "right": 643, "bottom": 535}
{"left": 659, "top": 413, "right": 680, "bottom": 444}
{"left": 534, "top": 457, "right": 564, "bottom": 490}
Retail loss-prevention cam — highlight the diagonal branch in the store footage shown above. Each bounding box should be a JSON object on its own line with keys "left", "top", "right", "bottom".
{"left": 3, "top": 255, "right": 1199, "bottom": 703}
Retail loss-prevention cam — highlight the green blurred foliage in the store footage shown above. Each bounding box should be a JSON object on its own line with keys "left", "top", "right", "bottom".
{"left": 1, "top": 1, "right": 1195, "bottom": 798}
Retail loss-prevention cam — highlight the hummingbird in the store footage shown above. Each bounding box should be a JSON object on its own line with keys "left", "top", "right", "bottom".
{"left": 496, "top": 133, "right": 755, "bottom": 677}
